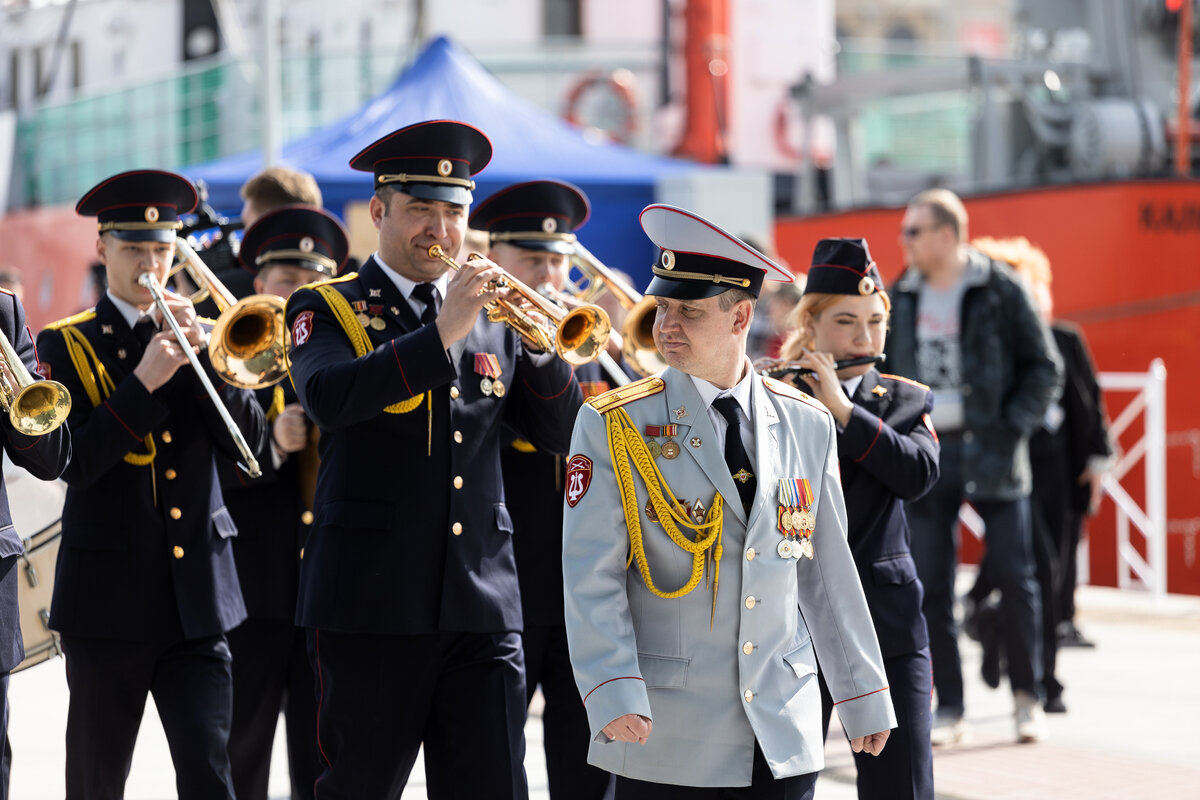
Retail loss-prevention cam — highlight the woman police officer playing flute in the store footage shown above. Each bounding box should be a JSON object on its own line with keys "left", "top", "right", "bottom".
{"left": 769, "top": 238, "right": 940, "bottom": 800}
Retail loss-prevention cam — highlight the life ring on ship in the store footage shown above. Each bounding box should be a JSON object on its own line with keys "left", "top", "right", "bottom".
{"left": 563, "top": 69, "right": 638, "bottom": 143}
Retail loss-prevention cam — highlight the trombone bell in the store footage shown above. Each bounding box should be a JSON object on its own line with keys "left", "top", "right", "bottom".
{"left": 209, "top": 294, "right": 290, "bottom": 389}
{"left": 0, "top": 328, "right": 72, "bottom": 436}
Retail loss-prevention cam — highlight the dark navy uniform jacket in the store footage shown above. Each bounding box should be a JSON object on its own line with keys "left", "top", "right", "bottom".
{"left": 502, "top": 359, "right": 621, "bottom": 627}
{"left": 285, "top": 256, "right": 582, "bottom": 636}
{"left": 219, "top": 382, "right": 310, "bottom": 622}
{"left": 807, "top": 369, "right": 940, "bottom": 659}
{"left": 1, "top": 288, "right": 72, "bottom": 672}
{"left": 36, "top": 295, "right": 265, "bottom": 642}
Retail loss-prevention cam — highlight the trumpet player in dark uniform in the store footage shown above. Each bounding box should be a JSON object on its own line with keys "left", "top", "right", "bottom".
{"left": 1, "top": 281, "right": 72, "bottom": 800}
{"left": 773, "top": 238, "right": 940, "bottom": 800}
{"left": 469, "top": 179, "right": 623, "bottom": 800}
{"left": 220, "top": 206, "right": 348, "bottom": 800}
{"left": 284, "top": 121, "right": 582, "bottom": 798}
{"left": 36, "top": 170, "right": 266, "bottom": 800}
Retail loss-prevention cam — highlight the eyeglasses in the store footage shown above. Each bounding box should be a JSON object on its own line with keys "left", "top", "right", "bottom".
{"left": 901, "top": 223, "right": 943, "bottom": 240}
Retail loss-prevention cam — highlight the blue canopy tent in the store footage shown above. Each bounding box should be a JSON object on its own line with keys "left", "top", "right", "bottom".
{"left": 185, "top": 35, "right": 705, "bottom": 282}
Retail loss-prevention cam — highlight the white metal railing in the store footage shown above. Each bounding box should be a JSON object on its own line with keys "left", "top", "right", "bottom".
{"left": 957, "top": 359, "right": 1168, "bottom": 600}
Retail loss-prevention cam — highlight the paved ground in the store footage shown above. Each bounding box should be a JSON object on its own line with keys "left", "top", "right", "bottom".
{"left": 9, "top": 579, "right": 1200, "bottom": 799}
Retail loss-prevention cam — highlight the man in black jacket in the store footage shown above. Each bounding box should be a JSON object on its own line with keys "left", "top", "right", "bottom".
{"left": 886, "top": 189, "right": 1062, "bottom": 745}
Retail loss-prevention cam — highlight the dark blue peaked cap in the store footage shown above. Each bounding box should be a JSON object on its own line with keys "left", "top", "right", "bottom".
{"left": 349, "top": 119, "right": 492, "bottom": 206}
{"left": 469, "top": 180, "right": 590, "bottom": 255}
{"left": 238, "top": 205, "right": 349, "bottom": 279}
{"left": 76, "top": 170, "right": 198, "bottom": 242}
{"left": 805, "top": 237, "right": 883, "bottom": 297}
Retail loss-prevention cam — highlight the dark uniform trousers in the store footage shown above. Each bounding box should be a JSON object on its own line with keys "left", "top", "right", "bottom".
{"left": 810, "top": 371, "right": 939, "bottom": 800}
{"left": 221, "top": 382, "right": 319, "bottom": 800}
{"left": 284, "top": 257, "right": 582, "bottom": 799}
{"left": 503, "top": 359, "right": 618, "bottom": 800}
{"left": 36, "top": 295, "right": 265, "bottom": 800}
{"left": 614, "top": 743, "right": 817, "bottom": 800}
{"left": 1, "top": 288, "right": 73, "bottom": 800}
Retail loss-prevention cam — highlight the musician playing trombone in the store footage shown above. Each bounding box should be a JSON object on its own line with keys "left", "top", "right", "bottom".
{"left": 284, "top": 121, "right": 582, "bottom": 798}
{"left": 1, "top": 269, "right": 71, "bottom": 800}
{"left": 35, "top": 170, "right": 266, "bottom": 800}
{"left": 469, "top": 179, "right": 631, "bottom": 800}
{"left": 772, "top": 238, "right": 940, "bottom": 800}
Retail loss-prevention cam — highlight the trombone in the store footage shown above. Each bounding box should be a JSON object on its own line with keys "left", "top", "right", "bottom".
{"left": 170, "top": 239, "right": 289, "bottom": 390}
{"left": 0, "top": 329, "right": 71, "bottom": 436}
{"left": 568, "top": 242, "right": 665, "bottom": 378}
{"left": 427, "top": 245, "right": 611, "bottom": 366}
{"left": 137, "top": 272, "right": 262, "bottom": 478}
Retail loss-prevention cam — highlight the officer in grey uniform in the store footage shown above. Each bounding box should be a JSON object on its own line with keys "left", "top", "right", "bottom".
{"left": 562, "top": 205, "right": 895, "bottom": 798}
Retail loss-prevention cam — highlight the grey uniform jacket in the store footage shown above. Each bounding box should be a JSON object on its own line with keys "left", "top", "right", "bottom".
{"left": 562, "top": 367, "right": 895, "bottom": 787}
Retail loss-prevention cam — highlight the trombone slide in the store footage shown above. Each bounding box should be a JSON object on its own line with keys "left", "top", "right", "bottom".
{"left": 137, "top": 273, "right": 262, "bottom": 478}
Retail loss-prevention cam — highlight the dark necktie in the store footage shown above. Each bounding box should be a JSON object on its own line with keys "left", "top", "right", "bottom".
{"left": 132, "top": 317, "right": 157, "bottom": 347}
{"left": 411, "top": 283, "right": 441, "bottom": 326}
{"left": 712, "top": 395, "right": 756, "bottom": 516}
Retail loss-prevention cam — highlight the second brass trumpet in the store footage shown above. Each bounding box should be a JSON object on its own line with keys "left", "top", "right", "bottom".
{"left": 427, "top": 245, "right": 611, "bottom": 366}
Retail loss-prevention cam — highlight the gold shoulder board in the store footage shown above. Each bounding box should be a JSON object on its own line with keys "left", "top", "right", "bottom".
{"left": 587, "top": 375, "right": 665, "bottom": 414}
{"left": 44, "top": 308, "right": 97, "bottom": 331}
{"left": 762, "top": 376, "right": 829, "bottom": 413}
{"left": 879, "top": 373, "right": 931, "bottom": 391}
{"left": 296, "top": 272, "right": 359, "bottom": 293}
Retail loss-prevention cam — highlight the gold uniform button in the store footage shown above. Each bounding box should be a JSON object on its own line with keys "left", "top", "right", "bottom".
{"left": 453, "top": 430, "right": 463, "bottom": 444}
{"left": 164, "top": 469, "right": 177, "bottom": 480}
{"left": 746, "top": 548, "right": 756, "bottom": 561}
{"left": 172, "top": 545, "right": 184, "bottom": 559}
{"left": 450, "top": 386, "right": 460, "bottom": 399}
{"left": 742, "top": 642, "right": 754, "bottom": 655}
{"left": 745, "top": 596, "right": 757, "bottom": 609}
{"left": 161, "top": 431, "right": 173, "bottom": 444}
{"left": 744, "top": 689, "right": 754, "bottom": 703}
{"left": 452, "top": 522, "right": 463, "bottom": 536}
{"left": 301, "top": 511, "right": 314, "bottom": 525}
{"left": 453, "top": 476, "right": 464, "bottom": 489}
{"left": 169, "top": 507, "right": 182, "bottom": 520}
{"left": 299, "top": 547, "right": 305, "bottom": 560}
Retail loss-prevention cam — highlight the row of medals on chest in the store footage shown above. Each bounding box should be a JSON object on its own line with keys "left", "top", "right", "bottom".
{"left": 354, "top": 300, "right": 507, "bottom": 398}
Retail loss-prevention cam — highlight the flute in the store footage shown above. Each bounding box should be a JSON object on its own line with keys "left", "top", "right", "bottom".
{"left": 760, "top": 354, "right": 886, "bottom": 379}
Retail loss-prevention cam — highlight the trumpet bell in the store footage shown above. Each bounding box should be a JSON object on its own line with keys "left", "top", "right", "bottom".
{"left": 8, "top": 380, "right": 72, "bottom": 436}
{"left": 556, "top": 305, "right": 612, "bottom": 367}
{"left": 209, "top": 294, "right": 290, "bottom": 389}
{"left": 621, "top": 296, "right": 667, "bottom": 377}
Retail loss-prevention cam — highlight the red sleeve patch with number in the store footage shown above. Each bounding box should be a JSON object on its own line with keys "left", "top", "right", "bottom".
{"left": 565, "top": 454, "right": 593, "bottom": 508}
{"left": 291, "top": 311, "right": 314, "bottom": 347}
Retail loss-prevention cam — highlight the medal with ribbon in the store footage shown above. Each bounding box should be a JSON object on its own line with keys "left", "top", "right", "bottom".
{"left": 644, "top": 424, "right": 681, "bottom": 459}
{"left": 474, "top": 352, "right": 503, "bottom": 397}
{"left": 777, "top": 478, "right": 816, "bottom": 560}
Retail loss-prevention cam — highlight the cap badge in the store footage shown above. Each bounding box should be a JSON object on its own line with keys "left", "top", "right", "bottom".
{"left": 299, "top": 236, "right": 315, "bottom": 253}
{"left": 437, "top": 159, "right": 453, "bottom": 177}
{"left": 661, "top": 250, "right": 676, "bottom": 270}
{"left": 542, "top": 217, "right": 557, "bottom": 233}
{"left": 144, "top": 206, "right": 160, "bottom": 223}
{"left": 858, "top": 275, "right": 876, "bottom": 295}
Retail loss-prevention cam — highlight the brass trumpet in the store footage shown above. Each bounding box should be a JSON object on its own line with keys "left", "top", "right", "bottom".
{"left": 427, "top": 245, "right": 611, "bottom": 366}
{"left": 171, "top": 239, "right": 289, "bottom": 389}
{"left": 0, "top": 328, "right": 71, "bottom": 436}
{"left": 137, "top": 272, "right": 262, "bottom": 478}
{"left": 567, "top": 243, "right": 665, "bottom": 378}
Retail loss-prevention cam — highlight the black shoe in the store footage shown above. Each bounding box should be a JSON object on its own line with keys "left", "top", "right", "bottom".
{"left": 1057, "top": 621, "right": 1096, "bottom": 648}
{"left": 1044, "top": 695, "right": 1067, "bottom": 713}
{"left": 978, "top": 602, "right": 1002, "bottom": 690}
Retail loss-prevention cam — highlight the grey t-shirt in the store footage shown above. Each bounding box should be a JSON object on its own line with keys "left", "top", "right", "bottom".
{"left": 916, "top": 280, "right": 967, "bottom": 432}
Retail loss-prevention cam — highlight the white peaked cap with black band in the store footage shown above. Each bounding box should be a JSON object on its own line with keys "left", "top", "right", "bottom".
{"left": 639, "top": 204, "right": 793, "bottom": 300}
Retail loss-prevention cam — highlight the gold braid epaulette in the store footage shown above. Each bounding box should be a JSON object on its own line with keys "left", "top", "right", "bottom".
{"left": 602, "top": 401, "right": 725, "bottom": 627}
{"left": 51, "top": 314, "right": 156, "bottom": 466}
{"left": 43, "top": 308, "right": 97, "bottom": 330}
{"left": 586, "top": 376, "right": 665, "bottom": 414}
{"left": 292, "top": 276, "right": 425, "bottom": 415}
